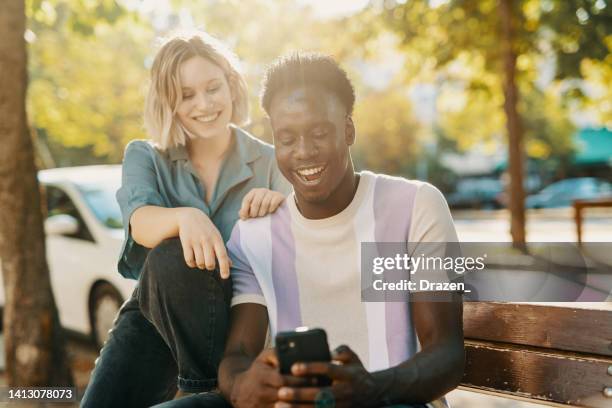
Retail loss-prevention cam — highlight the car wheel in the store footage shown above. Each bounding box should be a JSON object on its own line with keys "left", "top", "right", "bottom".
{"left": 89, "top": 283, "right": 123, "bottom": 349}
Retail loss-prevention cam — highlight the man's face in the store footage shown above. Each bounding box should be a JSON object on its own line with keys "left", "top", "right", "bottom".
{"left": 269, "top": 86, "right": 355, "bottom": 204}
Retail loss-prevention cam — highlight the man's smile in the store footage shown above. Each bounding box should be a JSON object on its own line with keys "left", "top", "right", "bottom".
{"left": 295, "top": 165, "right": 327, "bottom": 183}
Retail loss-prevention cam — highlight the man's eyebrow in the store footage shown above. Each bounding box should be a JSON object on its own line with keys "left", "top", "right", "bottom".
{"left": 275, "top": 125, "right": 294, "bottom": 134}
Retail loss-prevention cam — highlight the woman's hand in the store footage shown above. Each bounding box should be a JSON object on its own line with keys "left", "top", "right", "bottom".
{"left": 239, "top": 188, "right": 285, "bottom": 220}
{"left": 176, "top": 207, "right": 231, "bottom": 278}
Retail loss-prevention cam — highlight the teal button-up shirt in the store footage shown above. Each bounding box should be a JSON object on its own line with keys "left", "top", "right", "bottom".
{"left": 116, "top": 127, "right": 290, "bottom": 279}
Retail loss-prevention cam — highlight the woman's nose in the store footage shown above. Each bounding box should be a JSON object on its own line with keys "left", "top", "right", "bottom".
{"left": 194, "top": 92, "right": 212, "bottom": 111}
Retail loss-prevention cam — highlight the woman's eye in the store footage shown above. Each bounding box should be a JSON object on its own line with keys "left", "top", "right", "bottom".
{"left": 207, "top": 86, "right": 220, "bottom": 94}
{"left": 182, "top": 94, "right": 194, "bottom": 100}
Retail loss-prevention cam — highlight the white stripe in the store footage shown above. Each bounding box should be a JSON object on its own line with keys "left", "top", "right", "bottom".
{"left": 239, "top": 217, "right": 278, "bottom": 337}
{"left": 353, "top": 175, "right": 390, "bottom": 371}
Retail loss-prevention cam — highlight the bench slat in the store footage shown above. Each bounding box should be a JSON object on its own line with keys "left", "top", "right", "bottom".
{"left": 464, "top": 303, "right": 612, "bottom": 356}
{"left": 461, "top": 340, "right": 612, "bottom": 407}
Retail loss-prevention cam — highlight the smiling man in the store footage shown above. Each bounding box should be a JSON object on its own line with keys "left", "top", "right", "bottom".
{"left": 204, "top": 53, "right": 464, "bottom": 408}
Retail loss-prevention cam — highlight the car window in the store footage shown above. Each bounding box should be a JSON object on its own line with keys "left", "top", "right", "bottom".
{"left": 76, "top": 182, "right": 122, "bottom": 229}
{"left": 46, "top": 185, "right": 95, "bottom": 242}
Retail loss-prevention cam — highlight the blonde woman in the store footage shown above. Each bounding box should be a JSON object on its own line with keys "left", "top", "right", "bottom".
{"left": 82, "top": 32, "right": 289, "bottom": 407}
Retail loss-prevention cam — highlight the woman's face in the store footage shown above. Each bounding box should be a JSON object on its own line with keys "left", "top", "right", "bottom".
{"left": 176, "top": 56, "right": 234, "bottom": 140}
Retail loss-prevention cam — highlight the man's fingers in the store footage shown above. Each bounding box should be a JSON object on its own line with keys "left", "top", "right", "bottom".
{"left": 279, "top": 374, "right": 315, "bottom": 388}
{"left": 292, "top": 362, "right": 349, "bottom": 381}
{"left": 257, "top": 348, "right": 280, "bottom": 367}
{"left": 332, "top": 345, "right": 361, "bottom": 364}
{"left": 277, "top": 386, "right": 323, "bottom": 402}
{"left": 214, "top": 241, "right": 230, "bottom": 279}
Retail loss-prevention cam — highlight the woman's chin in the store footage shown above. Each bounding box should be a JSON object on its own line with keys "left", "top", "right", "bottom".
{"left": 189, "top": 124, "right": 230, "bottom": 140}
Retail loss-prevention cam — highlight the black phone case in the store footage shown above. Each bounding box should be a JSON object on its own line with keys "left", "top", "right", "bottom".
{"left": 275, "top": 328, "right": 332, "bottom": 386}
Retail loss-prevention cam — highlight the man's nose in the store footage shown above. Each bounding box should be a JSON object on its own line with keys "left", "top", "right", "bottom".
{"left": 295, "top": 136, "right": 317, "bottom": 160}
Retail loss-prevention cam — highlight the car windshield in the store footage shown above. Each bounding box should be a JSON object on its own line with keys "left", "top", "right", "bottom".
{"left": 76, "top": 182, "right": 122, "bottom": 229}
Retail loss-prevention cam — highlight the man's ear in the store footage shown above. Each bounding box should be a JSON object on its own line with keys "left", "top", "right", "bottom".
{"left": 345, "top": 116, "right": 355, "bottom": 146}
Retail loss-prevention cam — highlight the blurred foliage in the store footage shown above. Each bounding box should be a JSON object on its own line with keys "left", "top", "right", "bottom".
{"left": 352, "top": 89, "right": 422, "bottom": 175}
{"left": 23, "top": 0, "right": 611, "bottom": 179}
{"left": 377, "top": 0, "right": 610, "bottom": 167}
{"left": 27, "top": 0, "right": 148, "bottom": 164}
{"left": 580, "top": 56, "right": 612, "bottom": 126}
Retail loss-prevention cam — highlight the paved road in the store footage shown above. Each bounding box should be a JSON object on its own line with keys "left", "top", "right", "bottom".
{"left": 453, "top": 207, "right": 612, "bottom": 242}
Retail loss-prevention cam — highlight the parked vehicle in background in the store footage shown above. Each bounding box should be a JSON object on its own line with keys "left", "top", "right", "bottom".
{"left": 0, "top": 165, "right": 135, "bottom": 348}
{"left": 526, "top": 177, "right": 612, "bottom": 209}
{"left": 446, "top": 177, "right": 504, "bottom": 209}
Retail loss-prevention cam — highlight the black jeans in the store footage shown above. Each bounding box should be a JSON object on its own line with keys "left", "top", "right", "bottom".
{"left": 81, "top": 238, "right": 232, "bottom": 407}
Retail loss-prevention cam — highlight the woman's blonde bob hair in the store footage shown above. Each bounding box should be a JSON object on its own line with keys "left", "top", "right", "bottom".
{"left": 144, "top": 31, "right": 249, "bottom": 150}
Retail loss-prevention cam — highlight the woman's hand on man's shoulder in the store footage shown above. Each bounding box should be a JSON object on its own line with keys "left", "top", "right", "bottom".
{"left": 239, "top": 188, "right": 285, "bottom": 221}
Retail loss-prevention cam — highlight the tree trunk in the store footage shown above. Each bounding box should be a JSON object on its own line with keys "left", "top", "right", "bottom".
{"left": 0, "top": 0, "right": 73, "bottom": 386}
{"left": 500, "top": 0, "right": 526, "bottom": 246}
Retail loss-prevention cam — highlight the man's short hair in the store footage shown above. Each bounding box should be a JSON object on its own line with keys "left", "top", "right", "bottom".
{"left": 261, "top": 53, "right": 355, "bottom": 116}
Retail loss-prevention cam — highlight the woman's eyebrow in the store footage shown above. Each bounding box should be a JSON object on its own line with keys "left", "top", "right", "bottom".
{"left": 182, "top": 78, "right": 223, "bottom": 90}
{"left": 206, "top": 77, "right": 224, "bottom": 84}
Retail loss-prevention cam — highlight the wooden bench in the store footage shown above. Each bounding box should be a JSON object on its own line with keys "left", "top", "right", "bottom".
{"left": 460, "top": 302, "right": 612, "bottom": 407}
{"left": 573, "top": 198, "right": 612, "bottom": 245}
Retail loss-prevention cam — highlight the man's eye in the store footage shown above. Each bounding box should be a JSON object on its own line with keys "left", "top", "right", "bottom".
{"left": 182, "top": 94, "right": 194, "bottom": 100}
{"left": 278, "top": 135, "right": 295, "bottom": 145}
{"left": 312, "top": 129, "right": 327, "bottom": 137}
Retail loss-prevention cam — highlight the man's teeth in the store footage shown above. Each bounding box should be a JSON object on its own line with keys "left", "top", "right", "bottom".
{"left": 194, "top": 113, "right": 219, "bottom": 123}
{"left": 297, "top": 166, "right": 324, "bottom": 176}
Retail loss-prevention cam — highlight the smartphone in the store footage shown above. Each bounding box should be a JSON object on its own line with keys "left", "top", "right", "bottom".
{"left": 275, "top": 327, "right": 332, "bottom": 386}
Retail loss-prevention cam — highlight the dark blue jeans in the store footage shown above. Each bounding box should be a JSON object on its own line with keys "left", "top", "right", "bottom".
{"left": 81, "top": 238, "right": 232, "bottom": 408}
{"left": 153, "top": 392, "right": 430, "bottom": 408}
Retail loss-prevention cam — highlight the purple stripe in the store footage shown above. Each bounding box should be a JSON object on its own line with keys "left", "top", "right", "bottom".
{"left": 228, "top": 224, "right": 263, "bottom": 297}
{"left": 271, "top": 203, "right": 302, "bottom": 331}
{"left": 373, "top": 176, "right": 419, "bottom": 365}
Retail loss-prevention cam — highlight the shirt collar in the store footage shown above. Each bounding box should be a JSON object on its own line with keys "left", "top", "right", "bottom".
{"left": 167, "top": 126, "right": 261, "bottom": 164}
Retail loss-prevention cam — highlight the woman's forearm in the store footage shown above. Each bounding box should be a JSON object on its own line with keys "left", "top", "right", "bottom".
{"left": 130, "top": 205, "right": 186, "bottom": 248}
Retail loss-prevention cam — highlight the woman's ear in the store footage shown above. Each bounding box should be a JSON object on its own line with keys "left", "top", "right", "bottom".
{"left": 345, "top": 116, "right": 356, "bottom": 146}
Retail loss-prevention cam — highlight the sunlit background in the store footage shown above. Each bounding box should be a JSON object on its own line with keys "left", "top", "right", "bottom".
{"left": 26, "top": 0, "right": 611, "bottom": 204}
{"left": 10, "top": 2, "right": 612, "bottom": 406}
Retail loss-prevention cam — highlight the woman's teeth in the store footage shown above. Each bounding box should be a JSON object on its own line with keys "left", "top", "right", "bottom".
{"left": 194, "top": 112, "right": 219, "bottom": 123}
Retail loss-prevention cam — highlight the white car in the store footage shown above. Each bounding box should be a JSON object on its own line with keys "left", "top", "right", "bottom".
{"left": 0, "top": 165, "right": 136, "bottom": 348}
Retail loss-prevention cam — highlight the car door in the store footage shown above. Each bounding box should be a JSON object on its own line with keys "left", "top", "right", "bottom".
{"left": 44, "top": 185, "right": 100, "bottom": 334}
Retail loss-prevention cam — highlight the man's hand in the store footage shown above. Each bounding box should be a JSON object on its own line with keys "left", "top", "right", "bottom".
{"left": 275, "top": 345, "right": 381, "bottom": 408}
{"left": 230, "top": 348, "right": 281, "bottom": 408}
{"left": 230, "top": 348, "right": 310, "bottom": 408}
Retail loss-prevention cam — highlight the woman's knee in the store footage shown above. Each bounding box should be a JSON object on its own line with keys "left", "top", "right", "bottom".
{"left": 142, "top": 238, "right": 187, "bottom": 285}
{"left": 142, "top": 238, "right": 229, "bottom": 298}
